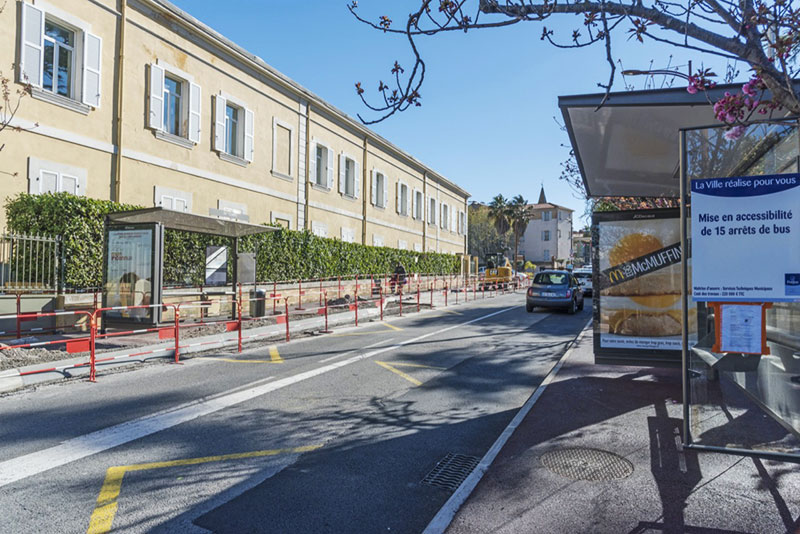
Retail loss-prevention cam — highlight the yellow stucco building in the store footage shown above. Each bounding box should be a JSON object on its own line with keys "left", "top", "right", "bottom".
{"left": 3, "top": 0, "right": 469, "bottom": 254}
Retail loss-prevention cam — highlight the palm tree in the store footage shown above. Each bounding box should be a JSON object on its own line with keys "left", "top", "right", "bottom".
{"left": 509, "top": 195, "right": 533, "bottom": 270}
{"left": 488, "top": 194, "right": 511, "bottom": 239}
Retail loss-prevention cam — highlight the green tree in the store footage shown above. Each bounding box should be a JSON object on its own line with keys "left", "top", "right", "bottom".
{"left": 487, "top": 194, "right": 511, "bottom": 237}
{"left": 508, "top": 195, "right": 534, "bottom": 270}
{"left": 468, "top": 204, "right": 508, "bottom": 263}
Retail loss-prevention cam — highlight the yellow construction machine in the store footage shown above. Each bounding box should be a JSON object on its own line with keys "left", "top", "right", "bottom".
{"left": 481, "top": 252, "right": 514, "bottom": 289}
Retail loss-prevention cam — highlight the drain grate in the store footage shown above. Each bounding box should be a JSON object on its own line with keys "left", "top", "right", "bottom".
{"left": 422, "top": 453, "right": 481, "bottom": 491}
{"left": 540, "top": 447, "right": 633, "bottom": 481}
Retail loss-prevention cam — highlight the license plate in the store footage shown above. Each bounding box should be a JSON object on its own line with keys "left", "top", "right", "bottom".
{"left": 542, "top": 292, "right": 557, "bottom": 297}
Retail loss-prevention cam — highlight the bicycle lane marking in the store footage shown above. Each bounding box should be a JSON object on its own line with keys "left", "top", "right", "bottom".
{"left": 0, "top": 305, "right": 518, "bottom": 488}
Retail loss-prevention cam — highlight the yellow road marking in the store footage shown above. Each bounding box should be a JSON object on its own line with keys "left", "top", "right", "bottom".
{"left": 87, "top": 445, "right": 322, "bottom": 534}
{"left": 381, "top": 321, "right": 403, "bottom": 331}
{"left": 269, "top": 345, "right": 284, "bottom": 363}
{"left": 374, "top": 361, "right": 445, "bottom": 386}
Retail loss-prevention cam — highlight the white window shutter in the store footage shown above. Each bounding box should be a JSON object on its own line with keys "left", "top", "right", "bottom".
{"left": 354, "top": 161, "right": 360, "bottom": 199}
{"left": 370, "top": 170, "right": 377, "bottom": 205}
{"left": 396, "top": 182, "right": 400, "bottom": 213}
{"left": 383, "top": 176, "right": 388, "bottom": 208}
{"left": 412, "top": 189, "right": 417, "bottom": 219}
{"left": 61, "top": 174, "right": 78, "bottom": 195}
{"left": 326, "top": 148, "right": 334, "bottom": 189}
{"left": 82, "top": 33, "right": 102, "bottom": 107}
{"left": 338, "top": 154, "right": 346, "bottom": 194}
{"left": 149, "top": 63, "right": 165, "bottom": 130}
{"left": 244, "top": 108, "right": 255, "bottom": 162}
{"left": 40, "top": 170, "right": 58, "bottom": 194}
{"left": 452, "top": 208, "right": 457, "bottom": 233}
{"left": 214, "top": 94, "right": 226, "bottom": 151}
{"left": 309, "top": 142, "right": 317, "bottom": 183}
{"left": 20, "top": 3, "right": 44, "bottom": 86}
{"left": 188, "top": 82, "right": 201, "bottom": 144}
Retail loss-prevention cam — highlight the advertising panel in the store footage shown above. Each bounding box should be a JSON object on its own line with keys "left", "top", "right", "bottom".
{"left": 592, "top": 209, "right": 686, "bottom": 366}
{"left": 103, "top": 224, "right": 162, "bottom": 325}
{"left": 691, "top": 173, "right": 800, "bottom": 302}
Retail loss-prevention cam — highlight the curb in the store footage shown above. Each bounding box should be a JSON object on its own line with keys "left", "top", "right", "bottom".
{"left": 0, "top": 369, "right": 23, "bottom": 393}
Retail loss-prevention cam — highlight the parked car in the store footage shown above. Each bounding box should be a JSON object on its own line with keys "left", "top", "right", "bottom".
{"left": 526, "top": 270, "right": 584, "bottom": 314}
{"left": 573, "top": 268, "right": 593, "bottom": 296}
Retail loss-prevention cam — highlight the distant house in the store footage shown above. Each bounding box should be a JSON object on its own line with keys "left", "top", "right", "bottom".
{"left": 518, "top": 187, "right": 573, "bottom": 267}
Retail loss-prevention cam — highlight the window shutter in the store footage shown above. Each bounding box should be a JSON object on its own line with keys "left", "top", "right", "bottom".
{"left": 82, "top": 33, "right": 102, "bottom": 107}
{"left": 412, "top": 189, "right": 418, "bottom": 219}
{"left": 326, "top": 148, "right": 334, "bottom": 189}
{"left": 440, "top": 204, "right": 445, "bottom": 229}
{"left": 40, "top": 170, "right": 58, "bottom": 194}
{"left": 309, "top": 142, "right": 317, "bottom": 184}
{"left": 383, "top": 176, "right": 388, "bottom": 208}
{"left": 188, "top": 82, "right": 202, "bottom": 144}
{"left": 354, "top": 161, "right": 360, "bottom": 199}
{"left": 370, "top": 170, "right": 377, "bottom": 205}
{"left": 61, "top": 175, "right": 78, "bottom": 195}
{"left": 149, "top": 64, "right": 165, "bottom": 130}
{"left": 20, "top": 3, "right": 44, "bottom": 86}
{"left": 452, "top": 208, "right": 457, "bottom": 233}
{"left": 244, "top": 108, "right": 255, "bottom": 162}
{"left": 214, "top": 94, "right": 226, "bottom": 151}
{"left": 338, "top": 154, "right": 346, "bottom": 194}
{"left": 396, "top": 182, "right": 400, "bottom": 213}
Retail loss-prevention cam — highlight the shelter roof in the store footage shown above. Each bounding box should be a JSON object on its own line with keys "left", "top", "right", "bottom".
{"left": 106, "top": 208, "right": 279, "bottom": 238}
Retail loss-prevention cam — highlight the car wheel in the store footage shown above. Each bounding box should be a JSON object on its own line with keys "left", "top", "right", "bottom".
{"left": 567, "top": 298, "right": 576, "bottom": 315}
{"left": 526, "top": 303, "right": 534, "bottom": 313}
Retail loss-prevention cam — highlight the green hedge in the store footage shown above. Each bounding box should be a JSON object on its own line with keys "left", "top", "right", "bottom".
{"left": 5, "top": 193, "right": 460, "bottom": 288}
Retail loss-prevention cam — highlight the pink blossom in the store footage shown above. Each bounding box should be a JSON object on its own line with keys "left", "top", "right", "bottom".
{"left": 724, "top": 125, "right": 746, "bottom": 140}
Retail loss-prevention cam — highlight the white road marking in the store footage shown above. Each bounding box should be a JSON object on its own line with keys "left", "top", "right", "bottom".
{"left": 319, "top": 338, "right": 395, "bottom": 363}
{"left": 422, "top": 318, "right": 592, "bottom": 534}
{"left": 0, "top": 306, "right": 517, "bottom": 488}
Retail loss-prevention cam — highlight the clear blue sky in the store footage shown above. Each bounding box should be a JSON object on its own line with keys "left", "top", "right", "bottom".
{"left": 170, "top": 1, "right": 736, "bottom": 224}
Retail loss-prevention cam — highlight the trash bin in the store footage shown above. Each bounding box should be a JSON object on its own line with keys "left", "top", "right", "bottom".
{"left": 250, "top": 289, "right": 266, "bottom": 317}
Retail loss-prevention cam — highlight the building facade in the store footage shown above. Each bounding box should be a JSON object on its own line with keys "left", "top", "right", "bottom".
{"left": 3, "top": 0, "right": 469, "bottom": 254}
{"left": 518, "top": 188, "right": 573, "bottom": 265}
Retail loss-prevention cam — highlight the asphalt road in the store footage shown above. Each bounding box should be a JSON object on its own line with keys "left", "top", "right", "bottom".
{"left": 0, "top": 292, "right": 590, "bottom": 534}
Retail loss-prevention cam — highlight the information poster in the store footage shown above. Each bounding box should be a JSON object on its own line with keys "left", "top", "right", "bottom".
{"left": 593, "top": 209, "right": 689, "bottom": 365}
{"left": 104, "top": 227, "right": 155, "bottom": 322}
{"left": 205, "top": 246, "right": 228, "bottom": 286}
{"left": 691, "top": 173, "right": 800, "bottom": 302}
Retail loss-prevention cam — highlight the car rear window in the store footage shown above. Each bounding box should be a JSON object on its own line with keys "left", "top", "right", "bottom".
{"left": 533, "top": 273, "right": 567, "bottom": 285}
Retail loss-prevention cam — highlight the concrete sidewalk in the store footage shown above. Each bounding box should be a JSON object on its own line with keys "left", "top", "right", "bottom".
{"left": 445, "top": 327, "right": 800, "bottom": 534}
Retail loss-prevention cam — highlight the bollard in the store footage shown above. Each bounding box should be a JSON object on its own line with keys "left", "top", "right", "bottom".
{"left": 379, "top": 286, "right": 384, "bottom": 321}
{"left": 445, "top": 285, "right": 448, "bottom": 306}
{"left": 430, "top": 283, "right": 434, "bottom": 309}
{"left": 319, "top": 279, "right": 323, "bottom": 307}
{"left": 354, "top": 289, "right": 359, "bottom": 327}
{"left": 272, "top": 281, "right": 278, "bottom": 315}
{"left": 296, "top": 279, "right": 305, "bottom": 311}
{"left": 417, "top": 285, "right": 420, "bottom": 313}
{"left": 338, "top": 276, "right": 342, "bottom": 299}
{"left": 322, "top": 291, "right": 332, "bottom": 334}
{"left": 285, "top": 298, "right": 290, "bottom": 342}
{"left": 174, "top": 308, "right": 181, "bottom": 363}
{"left": 399, "top": 287, "right": 403, "bottom": 317}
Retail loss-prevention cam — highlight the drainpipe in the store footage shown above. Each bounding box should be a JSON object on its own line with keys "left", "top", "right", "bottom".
{"left": 362, "top": 137, "right": 368, "bottom": 245}
{"left": 304, "top": 105, "right": 311, "bottom": 230}
{"left": 112, "top": 0, "right": 127, "bottom": 202}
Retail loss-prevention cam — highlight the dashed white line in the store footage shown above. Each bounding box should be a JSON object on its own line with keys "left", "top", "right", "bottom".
{"left": 319, "top": 338, "right": 395, "bottom": 363}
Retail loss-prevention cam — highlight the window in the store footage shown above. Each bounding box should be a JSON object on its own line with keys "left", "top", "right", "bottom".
{"left": 398, "top": 240, "right": 407, "bottom": 250}
{"left": 311, "top": 222, "right": 328, "bottom": 238}
{"left": 339, "top": 154, "right": 359, "bottom": 198}
{"left": 428, "top": 197, "right": 437, "bottom": 225}
{"left": 20, "top": 4, "right": 102, "bottom": 109}
{"left": 542, "top": 230, "right": 551, "bottom": 241}
{"left": 270, "top": 211, "right": 293, "bottom": 229}
{"left": 43, "top": 20, "right": 75, "bottom": 98}
{"left": 149, "top": 63, "right": 201, "bottom": 145}
{"left": 214, "top": 94, "right": 254, "bottom": 163}
{"left": 543, "top": 249, "right": 551, "bottom": 261}
{"left": 441, "top": 203, "right": 449, "bottom": 230}
{"left": 341, "top": 227, "right": 355, "bottom": 243}
{"left": 272, "top": 118, "right": 294, "bottom": 179}
{"left": 396, "top": 182, "right": 409, "bottom": 216}
{"left": 163, "top": 75, "right": 182, "bottom": 136}
{"left": 371, "top": 171, "right": 387, "bottom": 208}
{"left": 27, "top": 158, "right": 86, "bottom": 196}
{"left": 458, "top": 211, "right": 466, "bottom": 235}
{"left": 310, "top": 141, "right": 334, "bottom": 189}
{"left": 543, "top": 211, "right": 552, "bottom": 221}
{"left": 414, "top": 243, "right": 422, "bottom": 252}
{"left": 373, "top": 235, "right": 384, "bottom": 247}
{"left": 154, "top": 186, "right": 191, "bottom": 213}
{"left": 414, "top": 190, "right": 423, "bottom": 220}
{"left": 316, "top": 145, "right": 328, "bottom": 185}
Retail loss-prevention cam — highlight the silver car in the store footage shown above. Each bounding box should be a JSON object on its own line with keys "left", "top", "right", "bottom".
{"left": 526, "top": 270, "right": 585, "bottom": 314}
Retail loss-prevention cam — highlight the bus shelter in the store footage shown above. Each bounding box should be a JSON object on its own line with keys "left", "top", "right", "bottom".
{"left": 102, "top": 207, "right": 277, "bottom": 327}
{"left": 560, "top": 83, "right": 800, "bottom": 463}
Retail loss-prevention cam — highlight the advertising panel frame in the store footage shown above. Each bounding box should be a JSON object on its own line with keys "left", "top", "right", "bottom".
{"left": 102, "top": 222, "right": 164, "bottom": 328}
{"left": 592, "top": 208, "right": 683, "bottom": 367}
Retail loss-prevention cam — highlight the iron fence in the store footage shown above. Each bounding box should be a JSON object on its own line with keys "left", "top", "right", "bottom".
{"left": 0, "top": 233, "right": 62, "bottom": 292}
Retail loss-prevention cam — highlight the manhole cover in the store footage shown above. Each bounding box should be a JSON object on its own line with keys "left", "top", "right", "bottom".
{"left": 422, "top": 453, "right": 481, "bottom": 491}
{"left": 540, "top": 447, "right": 633, "bottom": 481}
